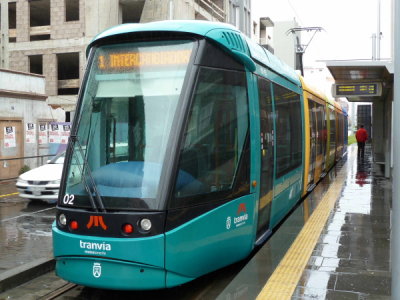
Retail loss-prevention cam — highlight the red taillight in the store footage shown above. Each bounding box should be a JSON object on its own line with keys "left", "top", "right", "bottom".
{"left": 122, "top": 223, "right": 134, "bottom": 234}
{"left": 70, "top": 220, "right": 79, "bottom": 230}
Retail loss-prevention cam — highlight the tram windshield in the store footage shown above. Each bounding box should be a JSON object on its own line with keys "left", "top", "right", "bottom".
{"left": 62, "top": 40, "right": 195, "bottom": 210}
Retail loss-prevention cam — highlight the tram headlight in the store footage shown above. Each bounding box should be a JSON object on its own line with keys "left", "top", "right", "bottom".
{"left": 59, "top": 214, "right": 67, "bottom": 226}
{"left": 140, "top": 218, "right": 152, "bottom": 231}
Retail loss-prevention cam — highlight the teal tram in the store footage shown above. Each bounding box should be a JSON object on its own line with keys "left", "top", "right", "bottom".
{"left": 52, "top": 20, "right": 347, "bottom": 290}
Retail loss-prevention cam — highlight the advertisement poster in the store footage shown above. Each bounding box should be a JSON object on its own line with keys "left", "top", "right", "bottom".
{"left": 38, "top": 124, "right": 48, "bottom": 145}
{"left": 61, "top": 124, "right": 71, "bottom": 144}
{"left": 49, "top": 124, "right": 61, "bottom": 144}
{"left": 25, "top": 123, "right": 36, "bottom": 143}
{"left": 4, "top": 126, "right": 16, "bottom": 148}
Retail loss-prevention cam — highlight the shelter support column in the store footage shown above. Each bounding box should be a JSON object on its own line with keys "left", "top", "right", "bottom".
{"left": 372, "top": 99, "right": 386, "bottom": 175}
{"left": 373, "top": 96, "right": 393, "bottom": 178}
{"left": 392, "top": 0, "right": 400, "bottom": 297}
{"left": 385, "top": 99, "right": 392, "bottom": 178}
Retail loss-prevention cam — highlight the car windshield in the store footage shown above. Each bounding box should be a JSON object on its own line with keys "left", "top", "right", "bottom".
{"left": 49, "top": 152, "right": 65, "bottom": 164}
{"left": 62, "top": 40, "right": 195, "bottom": 211}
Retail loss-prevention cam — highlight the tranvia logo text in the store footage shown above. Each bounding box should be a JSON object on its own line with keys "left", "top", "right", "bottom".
{"left": 226, "top": 203, "right": 249, "bottom": 229}
{"left": 80, "top": 240, "right": 111, "bottom": 255}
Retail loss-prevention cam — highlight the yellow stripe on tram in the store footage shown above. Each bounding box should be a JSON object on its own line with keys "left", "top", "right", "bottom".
{"left": 256, "top": 165, "right": 348, "bottom": 300}
{"left": 0, "top": 192, "right": 19, "bottom": 198}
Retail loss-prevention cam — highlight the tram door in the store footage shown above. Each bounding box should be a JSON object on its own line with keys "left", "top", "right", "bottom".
{"left": 308, "top": 100, "right": 317, "bottom": 187}
{"left": 256, "top": 77, "right": 274, "bottom": 239}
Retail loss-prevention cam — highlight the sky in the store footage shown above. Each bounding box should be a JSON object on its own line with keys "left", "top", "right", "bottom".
{"left": 255, "top": 0, "right": 393, "bottom": 67}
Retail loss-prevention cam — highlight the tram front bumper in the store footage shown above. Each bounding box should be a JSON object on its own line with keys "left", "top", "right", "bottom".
{"left": 56, "top": 256, "right": 166, "bottom": 290}
{"left": 52, "top": 222, "right": 167, "bottom": 290}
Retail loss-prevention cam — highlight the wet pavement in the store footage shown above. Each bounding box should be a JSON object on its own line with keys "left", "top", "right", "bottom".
{"left": 292, "top": 145, "right": 391, "bottom": 299}
{"left": 0, "top": 181, "right": 55, "bottom": 285}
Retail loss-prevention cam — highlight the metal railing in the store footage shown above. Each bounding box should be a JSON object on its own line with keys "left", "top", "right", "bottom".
{"left": 0, "top": 154, "right": 57, "bottom": 181}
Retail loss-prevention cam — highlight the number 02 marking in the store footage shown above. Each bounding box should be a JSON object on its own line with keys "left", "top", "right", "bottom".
{"left": 63, "top": 194, "right": 75, "bottom": 205}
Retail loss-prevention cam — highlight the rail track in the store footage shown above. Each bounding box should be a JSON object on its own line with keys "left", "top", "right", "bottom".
{"left": 37, "top": 283, "right": 77, "bottom": 300}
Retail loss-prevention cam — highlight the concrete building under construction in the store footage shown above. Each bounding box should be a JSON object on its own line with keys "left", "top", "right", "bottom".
{"left": 0, "top": 0, "right": 252, "bottom": 117}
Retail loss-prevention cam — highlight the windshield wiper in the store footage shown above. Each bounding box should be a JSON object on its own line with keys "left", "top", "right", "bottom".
{"left": 69, "top": 135, "right": 106, "bottom": 212}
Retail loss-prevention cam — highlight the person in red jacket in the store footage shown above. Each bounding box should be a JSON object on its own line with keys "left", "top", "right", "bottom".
{"left": 356, "top": 124, "right": 368, "bottom": 159}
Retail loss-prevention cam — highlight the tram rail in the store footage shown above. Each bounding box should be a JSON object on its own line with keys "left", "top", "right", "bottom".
{"left": 37, "top": 283, "right": 77, "bottom": 300}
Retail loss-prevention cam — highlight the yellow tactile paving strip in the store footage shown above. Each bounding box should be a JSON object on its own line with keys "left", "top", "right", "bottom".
{"left": 0, "top": 192, "right": 18, "bottom": 198}
{"left": 257, "top": 166, "right": 347, "bottom": 300}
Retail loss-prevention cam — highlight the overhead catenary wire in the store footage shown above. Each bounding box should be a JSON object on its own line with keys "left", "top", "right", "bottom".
{"left": 287, "top": 0, "right": 304, "bottom": 25}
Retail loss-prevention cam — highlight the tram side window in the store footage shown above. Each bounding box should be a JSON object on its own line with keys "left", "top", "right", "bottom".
{"left": 172, "top": 67, "right": 250, "bottom": 207}
{"left": 316, "top": 102, "right": 325, "bottom": 156}
{"left": 329, "top": 108, "right": 336, "bottom": 152}
{"left": 340, "top": 114, "right": 344, "bottom": 148}
{"left": 274, "top": 84, "right": 302, "bottom": 178}
{"left": 319, "top": 103, "right": 327, "bottom": 156}
{"left": 337, "top": 114, "right": 342, "bottom": 148}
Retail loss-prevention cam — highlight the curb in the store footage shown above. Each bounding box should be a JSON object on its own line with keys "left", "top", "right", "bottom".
{"left": 0, "top": 257, "right": 55, "bottom": 293}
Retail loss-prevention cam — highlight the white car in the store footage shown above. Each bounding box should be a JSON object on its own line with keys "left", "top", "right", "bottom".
{"left": 16, "top": 152, "right": 65, "bottom": 204}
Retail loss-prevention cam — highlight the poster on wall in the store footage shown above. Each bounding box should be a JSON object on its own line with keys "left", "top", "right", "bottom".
{"left": 49, "top": 122, "right": 71, "bottom": 154}
{"left": 25, "top": 123, "right": 36, "bottom": 143}
{"left": 60, "top": 124, "right": 71, "bottom": 144}
{"left": 49, "top": 124, "right": 61, "bottom": 144}
{"left": 38, "top": 124, "right": 48, "bottom": 145}
{"left": 4, "top": 126, "right": 16, "bottom": 148}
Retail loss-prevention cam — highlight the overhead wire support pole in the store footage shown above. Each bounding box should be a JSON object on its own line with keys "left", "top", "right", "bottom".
{"left": 392, "top": 0, "right": 400, "bottom": 297}
{"left": 377, "top": 0, "right": 381, "bottom": 60}
{"left": 286, "top": 27, "right": 324, "bottom": 76}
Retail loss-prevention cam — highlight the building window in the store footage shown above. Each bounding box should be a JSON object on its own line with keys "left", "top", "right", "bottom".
{"left": 57, "top": 53, "right": 79, "bottom": 95}
{"left": 8, "top": 2, "right": 16, "bottom": 29}
{"left": 30, "top": 0, "right": 50, "bottom": 41}
{"left": 8, "top": 2, "right": 16, "bottom": 42}
{"left": 30, "top": 35, "right": 50, "bottom": 41}
{"left": 29, "top": 55, "right": 43, "bottom": 75}
{"left": 120, "top": 0, "right": 144, "bottom": 23}
{"left": 230, "top": 4, "right": 238, "bottom": 28}
{"left": 65, "top": 0, "right": 79, "bottom": 22}
{"left": 30, "top": 0, "right": 50, "bottom": 27}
